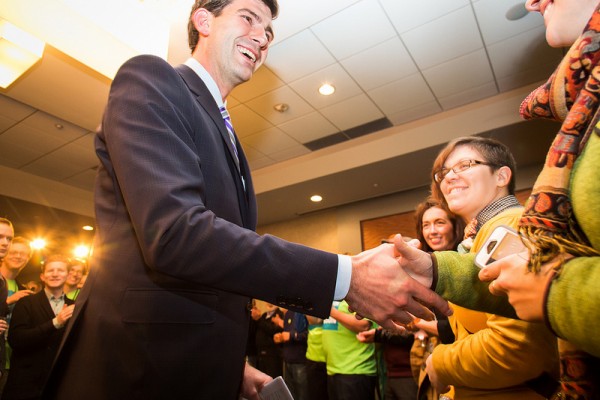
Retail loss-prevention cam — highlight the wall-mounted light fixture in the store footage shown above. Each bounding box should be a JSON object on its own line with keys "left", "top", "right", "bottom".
{"left": 0, "top": 19, "right": 45, "bottom": 89}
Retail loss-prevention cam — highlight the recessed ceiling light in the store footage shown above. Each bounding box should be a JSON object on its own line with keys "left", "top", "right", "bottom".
{"left": 318, "top": 83, "right": 335, "bottom": 96}
{"left": 506, "top": 2, "right": 528, "bottom": 21}
{"left": 82, "top": 225, "right": 94, "bottom": 231}
{"left": 54, "top": 123, "right": 63, "bottom": 129}
{"left": 310, "top": 195, "right": 323, "bottom": 203}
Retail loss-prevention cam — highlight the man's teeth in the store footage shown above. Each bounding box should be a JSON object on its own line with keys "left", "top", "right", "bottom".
{"left": 238, "top": 46, "right": 256, "bottom": 62}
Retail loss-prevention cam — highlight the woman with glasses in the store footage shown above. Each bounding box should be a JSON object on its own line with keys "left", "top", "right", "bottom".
{"left": 423, "top": 136, "right": 559, "bottom": 400}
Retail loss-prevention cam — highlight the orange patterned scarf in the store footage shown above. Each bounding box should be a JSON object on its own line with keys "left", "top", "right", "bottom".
{"left": 519, "top": 7, "right": 600, "bottom": 271}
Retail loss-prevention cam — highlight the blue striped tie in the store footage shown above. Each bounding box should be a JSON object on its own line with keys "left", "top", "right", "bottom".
{"left": 219, "top": 106, "right": 239, "bottom": 163}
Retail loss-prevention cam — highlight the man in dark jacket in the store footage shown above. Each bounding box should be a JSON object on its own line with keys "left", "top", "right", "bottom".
{"left": 4, "top": 254, "right": 74, "bottom": 400}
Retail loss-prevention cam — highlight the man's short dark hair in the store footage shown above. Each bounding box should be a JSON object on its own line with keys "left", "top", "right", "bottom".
{"left": 187, "top": 0, "right": 279, "bottom": 53}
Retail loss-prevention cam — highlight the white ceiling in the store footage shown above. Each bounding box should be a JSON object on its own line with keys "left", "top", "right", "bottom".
{"left": 0, "top": 0, "right": 564, "bottom": 226}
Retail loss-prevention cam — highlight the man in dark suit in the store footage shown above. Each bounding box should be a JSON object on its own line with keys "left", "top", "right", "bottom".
{"left": 4, "top": 254, "right": 74, "bottom": 400}
{"left": 44, "top": 0, "right": 449, "bottom": 399}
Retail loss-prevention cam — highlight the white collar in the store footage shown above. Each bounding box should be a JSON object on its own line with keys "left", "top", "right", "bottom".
{"left": 184, "top": 58, "right": 226, "bottom": 109}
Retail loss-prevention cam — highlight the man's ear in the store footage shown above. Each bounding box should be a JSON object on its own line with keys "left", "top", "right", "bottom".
{"left": 191, "top": 8, "right": 211, "bottom": 36}
{"left": 496, "top": 166, "right": 512, "bottom": 188}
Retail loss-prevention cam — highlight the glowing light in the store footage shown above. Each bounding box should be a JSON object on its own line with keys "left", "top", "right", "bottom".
{"left": 0, "top": 19, "right": 45, "bottom": 88}
{"left": 318, "top": 83, "right": 335, "bottom": 96}
{"left": 310, "top": 195, "right": 323, "bottom": 203}
{"left": 73, "top": 245, "right": 91, "bottom": 259}
{"left": 82, "top": 225, "right": 94, "bottom": 231}
{"left": 30, "top": 238, "right": 46, "bottom": 250}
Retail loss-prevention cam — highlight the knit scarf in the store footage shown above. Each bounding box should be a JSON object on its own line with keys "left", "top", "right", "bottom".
{"left": 518, "top": 7, "right": 600, "bottom": 271}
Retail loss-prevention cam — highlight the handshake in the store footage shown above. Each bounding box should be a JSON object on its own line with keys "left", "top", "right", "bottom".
{"left": 344, "top": 234, "right": 450, "bottom": 332}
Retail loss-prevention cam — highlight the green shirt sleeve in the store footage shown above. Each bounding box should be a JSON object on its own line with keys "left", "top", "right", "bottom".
{"left": 546, "top": 256, "right": 600, "bottom": 357}
{"left": 433, "top": 251, "right": 517, "bottom": 319}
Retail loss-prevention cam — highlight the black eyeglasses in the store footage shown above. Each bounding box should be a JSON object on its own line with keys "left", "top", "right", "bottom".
{"left": 433, "top": 159, "right": 496, "bottom": 183}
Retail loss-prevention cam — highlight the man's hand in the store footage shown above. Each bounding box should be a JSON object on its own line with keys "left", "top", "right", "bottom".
{"left": 344, "top": 237, "right": 450, "bottom": 331}
{"left": 356, "top": 328, "right": 377, "bottom": 343}
{"left": 478, "top": 252, "right": 562, "bottom": 321}
{"left": 240, "top": 362, "right": 272, "bottom": 400}
{"left": 393, "top": 235, "right": 435, "bottom": 288}
{"left": 56, "top": 304, "right": 75, "bottom": 326}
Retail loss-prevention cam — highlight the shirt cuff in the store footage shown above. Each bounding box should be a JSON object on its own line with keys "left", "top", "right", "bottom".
{"left": 334, "top": 254, "right": 352, "bottom": 300}
{"left": 52, "top": 317, "right": 64, "bottom": 329}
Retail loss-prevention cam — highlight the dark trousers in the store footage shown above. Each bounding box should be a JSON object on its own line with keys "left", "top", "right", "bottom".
{"left": 306, "top": 359, "right": 328, "bottom": 400}
{"left": 328, "top": 374, "right": 377, "bottom": 400}
{"left": 385, "top": 377, "right": 418, "bottom": 400}
{"left": 284, "top": 362, "right": 308, "bottom": 400}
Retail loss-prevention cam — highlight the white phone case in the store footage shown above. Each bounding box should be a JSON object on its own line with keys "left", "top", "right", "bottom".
{"left": 475, "top": 225, "right": 528, "bottom": 268}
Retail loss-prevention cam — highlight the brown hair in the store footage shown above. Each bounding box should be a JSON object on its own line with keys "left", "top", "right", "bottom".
{"left": 187, "top": 0, "right": 279, "bottom": 53}
{"left": 430, "top": 136, "right": 517, "bottom": 207}
{"left": 414, "top": 197, "right": 465, "bottom": 252}
{"left": 41, "top": 254, "right": 71, "bottom": 273}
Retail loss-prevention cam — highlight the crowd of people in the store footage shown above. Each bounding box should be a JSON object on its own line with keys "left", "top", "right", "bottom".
{"left": 0, "top": 218, "right": 87, "bottom": 399}
{"left": 0, "top": 0, "right": 599, "bottom": 398}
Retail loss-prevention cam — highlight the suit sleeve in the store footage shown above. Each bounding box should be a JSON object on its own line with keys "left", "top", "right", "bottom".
{"left": 99, "top": 55, "right": 338, "bottom": 316}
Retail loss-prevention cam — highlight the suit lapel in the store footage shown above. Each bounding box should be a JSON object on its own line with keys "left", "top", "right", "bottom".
{"left": 175, "top": 64, "right": 241, "bottom": 174}
{"left": 175, "top": 64, "right": 255, "bottom": 229}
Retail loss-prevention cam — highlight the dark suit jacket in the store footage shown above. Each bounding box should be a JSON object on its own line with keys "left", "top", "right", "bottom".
{"left": 4, "top": 290, "right": 74, "bottom": 400}
{"left": 44, "top": 55, "right": 338, "bottom": 400}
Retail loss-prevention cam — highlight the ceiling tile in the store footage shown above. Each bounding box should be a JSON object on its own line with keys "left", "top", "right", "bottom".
{"left": 380, "top": 0, "right": 469, "bottom": 33}
{"left": 320, "top": 93, "right": 384, "bottom": 131}
{"left": 311, "top": 0, "right": 396, "bottom": 60}
{"left": 278, "top": 112, "right": 339, "bottom": 144}
{"left": 248, "top": 157, "right": 276, "bottom": 170}
{"left": 341, "top": 37, "right": 418, "bottom": 91}
{"left": 268, "top": 145, "right": 311, "bottom": 162}
{"left": 62, "top": 168, "right": 97, "bottom": 190}
{"left": 402, "top": 6, "right": 483, "bottom": 70}
{"left": 438, "top": 81, "right": 498, "bottom": 110}
{"left": 0, "top": 142, "right": 39, "bottom": 168}
{"left": 289, "top": 63, "right": 363, "bottom": 108}
{"left": 246, "top": 86, "right": 315, "bottom": 125}
{"left": 48, "top": 133, "right": 98, "bottom": 169}
{"left": 242, "top": 127, "right": 299, "bottom": 155}
{"left": 487, "top": 25, "right": 563, "bottom": 81}
{"left": 229, "top": 66, "right": 285, "bottom": 102}
{"left": 422, "top": 49, "right": 494, "bottom": 99}
{"left": 265, "top": 29, "right": 336, "bottom": 82}
{"left": 368, "top": 74, "right": 436, "bottom": 116}
{"left": 474, "top": 0, "right": 544, "bottom": 45}
{"left": 240, "top": 143, "right": 266, "bottom": 162}
{"left": 272, "top": 0, "right": 362, "bottom": 43}
{"left": 387, "top": 101, "right": 442, "bottom": 126}
{"left": 22, "top": 155, "right": 86, "bottom": 181}
{"left": 228, "top": 104, "right": 272, "bottom": 138}
{"left": 0, "top": 95, "right": 35, "bottom": 132}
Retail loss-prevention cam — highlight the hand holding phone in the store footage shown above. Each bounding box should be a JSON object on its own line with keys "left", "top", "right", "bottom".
{"left": 475, "top": 225, "right": 529, "bottom": 269}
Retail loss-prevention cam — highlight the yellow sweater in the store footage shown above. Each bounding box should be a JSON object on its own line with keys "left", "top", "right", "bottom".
{"left": 432, "top": 208, "right": 559, "bottom": 399}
